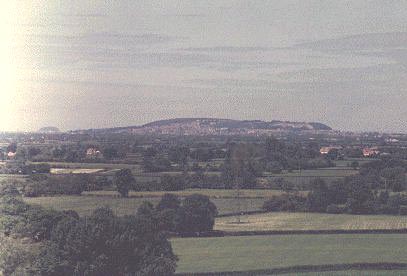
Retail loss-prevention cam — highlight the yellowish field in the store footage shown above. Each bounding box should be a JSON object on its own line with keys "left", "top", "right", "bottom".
{"left": 32, "top": 161, "right": 142, "bottom": 171}
{"left": 215, "top": 212, "right": 407, "bottom": 232}
{"left": 50, "top": 168, "right": 105, "bottom": 174}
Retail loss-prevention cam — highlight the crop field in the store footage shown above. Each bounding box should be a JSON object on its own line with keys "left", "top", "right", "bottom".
{"left": 33, "top": 161, "right": 142, "bottom": 171}
{"left": 215, "top": 212, "right": 407, "bottom": 232}
{"left": 171, "top": 234, "right": 407, "bottom": 274}
{"left": 50, "top": 168, "right": 105, "bottom": 174}
{"left": 23, "top": 195, "right": 266, "bottom": 216}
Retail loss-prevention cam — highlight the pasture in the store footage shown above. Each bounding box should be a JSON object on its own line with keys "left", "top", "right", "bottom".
{"left": 172, "top": 234, "right": 407, "bottom": 274}
{"left": 283, "top": 271, "right": 407, "bottom": 276}
{"left": 215, "top": 212, "right": 407, "bottom": 232}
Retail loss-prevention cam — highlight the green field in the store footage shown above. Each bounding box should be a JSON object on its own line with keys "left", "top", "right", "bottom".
{"left": 215, "top": 212, "right": 407, "bottom": 232}
{"left": 23, "top": 195, "right": 266, "bottom": 216}
{"left": 283, "top": 271, "right": 407, "bottom": 276}
{"left": 171, "top": 234, "right": 407, "bottom": 274}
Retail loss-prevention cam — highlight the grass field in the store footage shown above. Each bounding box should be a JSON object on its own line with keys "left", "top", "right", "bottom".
{"left": 283, "top": 271, "right": 407, "bottom": 276}
{"left": 215, "top": 212, "right": 407, "bottom": 232}
{"left": 171, "top": 234, "right": 407, "bottom": 274}
{"left": 23, "top": 195, "right": 266, "bottom": 216}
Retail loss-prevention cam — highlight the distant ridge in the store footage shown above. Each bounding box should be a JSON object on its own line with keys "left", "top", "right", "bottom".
{"left": 72, "top": 118, "right": 332, "bottom": 136}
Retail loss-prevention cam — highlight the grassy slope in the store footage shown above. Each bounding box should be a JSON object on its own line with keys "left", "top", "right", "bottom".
{"left": 215, "top": 212, "right": 407, "bottom": 232}
{"left": 171, "top": 234, "right": 407, "bottom": 273}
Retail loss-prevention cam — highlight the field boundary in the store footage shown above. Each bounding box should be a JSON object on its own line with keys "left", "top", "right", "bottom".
{"left": 174, "top": 228, "right": 407, "bottom": 238}
{"left": 175, "top": 262, "right": 407, "bottom": 275}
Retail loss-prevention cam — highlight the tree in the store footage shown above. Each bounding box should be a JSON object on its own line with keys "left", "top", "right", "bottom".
{"left": 222, "top": 143, "right": 260, "bottom": 189}
{"left": 381, "top": 167, "right": 406, "bottom": 192}
{"left": 176, "top": 194, "right": 217, "bottom": 234}
{"left": 307, "top": 178, "right": 330, "bottom": 212}
{"left": 114, "top": 169, "right": 135, "bottom": 197}
{"left": 345, "top": 175, "right": 375, "bottom": 214}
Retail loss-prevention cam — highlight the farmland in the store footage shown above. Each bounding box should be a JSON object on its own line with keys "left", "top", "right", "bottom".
{"left": 215, "top": 212, "right": 407, "bottom": 232}
{"left": 172, "top": 234, "right": 407, "bottom": 274}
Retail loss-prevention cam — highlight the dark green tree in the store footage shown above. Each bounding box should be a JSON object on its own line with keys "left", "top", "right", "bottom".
{"left": 176, "top": 194, "right": 217, "bottom": 234}
{"left": 114, "top": 169, "right": 135, "bottom": 197}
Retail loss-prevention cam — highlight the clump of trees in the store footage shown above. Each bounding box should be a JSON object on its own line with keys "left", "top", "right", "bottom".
{"left": 156, "top": 193, "right": 218, "bottom": 235}
{"left": 0, "top": 184, "right": 178, "bottom": 275}
{"left": 23, "top": 174, "right": 97, "bottom": 197}
{"left": 263, "top": 176, "right": 407, "bottom": 215}
{"left": 1, "top": 183, "right": 220, "bottom": 275}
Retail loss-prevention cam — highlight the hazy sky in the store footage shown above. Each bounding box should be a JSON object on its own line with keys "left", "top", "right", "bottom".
{"left": 2, "top": 1, "right": 407, "bottom": 132}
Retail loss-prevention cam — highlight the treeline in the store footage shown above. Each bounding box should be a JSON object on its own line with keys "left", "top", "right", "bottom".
{"left": 23, "top": 174, "right": 111, "bottom": 197}
{"left": 0, "top": 185, "right": 218, "bottom": 275}
{"left": 263, "top": 158, "right": 407, "bottom": 215}
{"left": 0, "top": 162, "right": 50, "bottom": 175}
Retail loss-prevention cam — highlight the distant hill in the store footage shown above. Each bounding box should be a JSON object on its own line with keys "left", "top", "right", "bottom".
{"left": 38, "top": 127, "right": 61, "bottom": 133}
{"left": 73, "top": 118, "right": 332, "bottom": 136}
